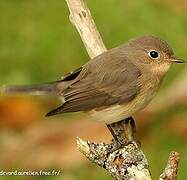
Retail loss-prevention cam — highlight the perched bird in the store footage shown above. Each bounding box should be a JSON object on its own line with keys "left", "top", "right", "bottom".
{"left": 2, "top": 35, "right": 184, "bottom": 145}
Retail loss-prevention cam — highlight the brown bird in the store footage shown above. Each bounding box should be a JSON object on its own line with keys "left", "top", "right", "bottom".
{"left": 2, "top": 35, "right": 184, "bottom": 146}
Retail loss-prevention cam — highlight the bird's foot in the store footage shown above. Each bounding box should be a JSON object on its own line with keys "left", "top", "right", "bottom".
{"left": 109, "top": 139, "right": 141, "bottom": 153}
{"left": 106, "top": 118, "right": 140, "bottom": 153}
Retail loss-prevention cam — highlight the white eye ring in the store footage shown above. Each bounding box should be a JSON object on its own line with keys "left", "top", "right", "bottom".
{"left": 148, "top": 50, "right": 160, "bottom": 59}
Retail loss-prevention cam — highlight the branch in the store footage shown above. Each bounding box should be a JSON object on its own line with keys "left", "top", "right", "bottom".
{"left": 65, "top": 0, "right": 180, "bottom": 179}
{"left": 77, "top": 137, "right": 151, "bottom": 180}
{"left": 159, "top": 151, "right": 180, "bottom": 180}
{"left": 65, "top": 0, "right": 106, "bottom": 58}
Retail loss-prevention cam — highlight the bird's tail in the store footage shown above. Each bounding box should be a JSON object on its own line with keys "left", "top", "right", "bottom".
{"left": 0, "top": 81, "right": 61, "bottom": 96}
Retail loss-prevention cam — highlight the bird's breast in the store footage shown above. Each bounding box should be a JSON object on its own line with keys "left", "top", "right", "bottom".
{"left": 88, "top": 75, "right": 160, "bottom": 124}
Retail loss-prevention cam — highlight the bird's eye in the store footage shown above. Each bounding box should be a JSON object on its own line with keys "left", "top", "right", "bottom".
{"left": 148, "top": 50, "right": 159, "bottom": 59}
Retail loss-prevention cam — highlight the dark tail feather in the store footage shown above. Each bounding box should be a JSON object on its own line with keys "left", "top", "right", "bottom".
{"left": 1, "top": 81, "right": 60, "bottom": 95}
{"left": 45, "top": 105, "right": 64, "bottom": 117}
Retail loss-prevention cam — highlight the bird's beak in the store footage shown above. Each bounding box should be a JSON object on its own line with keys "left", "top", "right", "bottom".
{"left": 169, "top": 58, "right": 185, "bottom": 64}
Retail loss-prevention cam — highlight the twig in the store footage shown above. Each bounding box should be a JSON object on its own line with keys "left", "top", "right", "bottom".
{"left": 65, "top": 0, "right": 180, "bottom": 179}
{"left": 65, "top": 0, "right": 106, "bottom": 58}
{"left": 159, "top": 151, "right": 180, "bottom": 180}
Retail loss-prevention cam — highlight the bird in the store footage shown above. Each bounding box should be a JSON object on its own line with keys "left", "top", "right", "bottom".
{"left": 2, "top": 35, "right": 184, "bottom": 146}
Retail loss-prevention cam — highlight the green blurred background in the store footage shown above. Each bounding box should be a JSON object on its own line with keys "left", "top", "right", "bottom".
{"left": 0, "top": 0, "right": 187, "bottom": 179}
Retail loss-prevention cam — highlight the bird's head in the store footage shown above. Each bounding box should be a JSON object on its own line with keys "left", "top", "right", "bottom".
{"left": 125, "top": 35, "right": 185, "bottom": 77}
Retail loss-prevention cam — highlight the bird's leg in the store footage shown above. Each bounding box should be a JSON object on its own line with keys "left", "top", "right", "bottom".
{"left": 106, "top": 117, "right": 137, "bottom": 151}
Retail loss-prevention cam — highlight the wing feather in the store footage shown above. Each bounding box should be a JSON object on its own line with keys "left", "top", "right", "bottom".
{"left": 46, "top": 49, "right": 142, "bottom": 116}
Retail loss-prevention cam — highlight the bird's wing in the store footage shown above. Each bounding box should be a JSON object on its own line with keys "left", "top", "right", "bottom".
{"left": 61, "top": 67, "right": 83, "bottom": 81}
{"left": 46, "top": 52, "right": 142, "bottom": 116}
